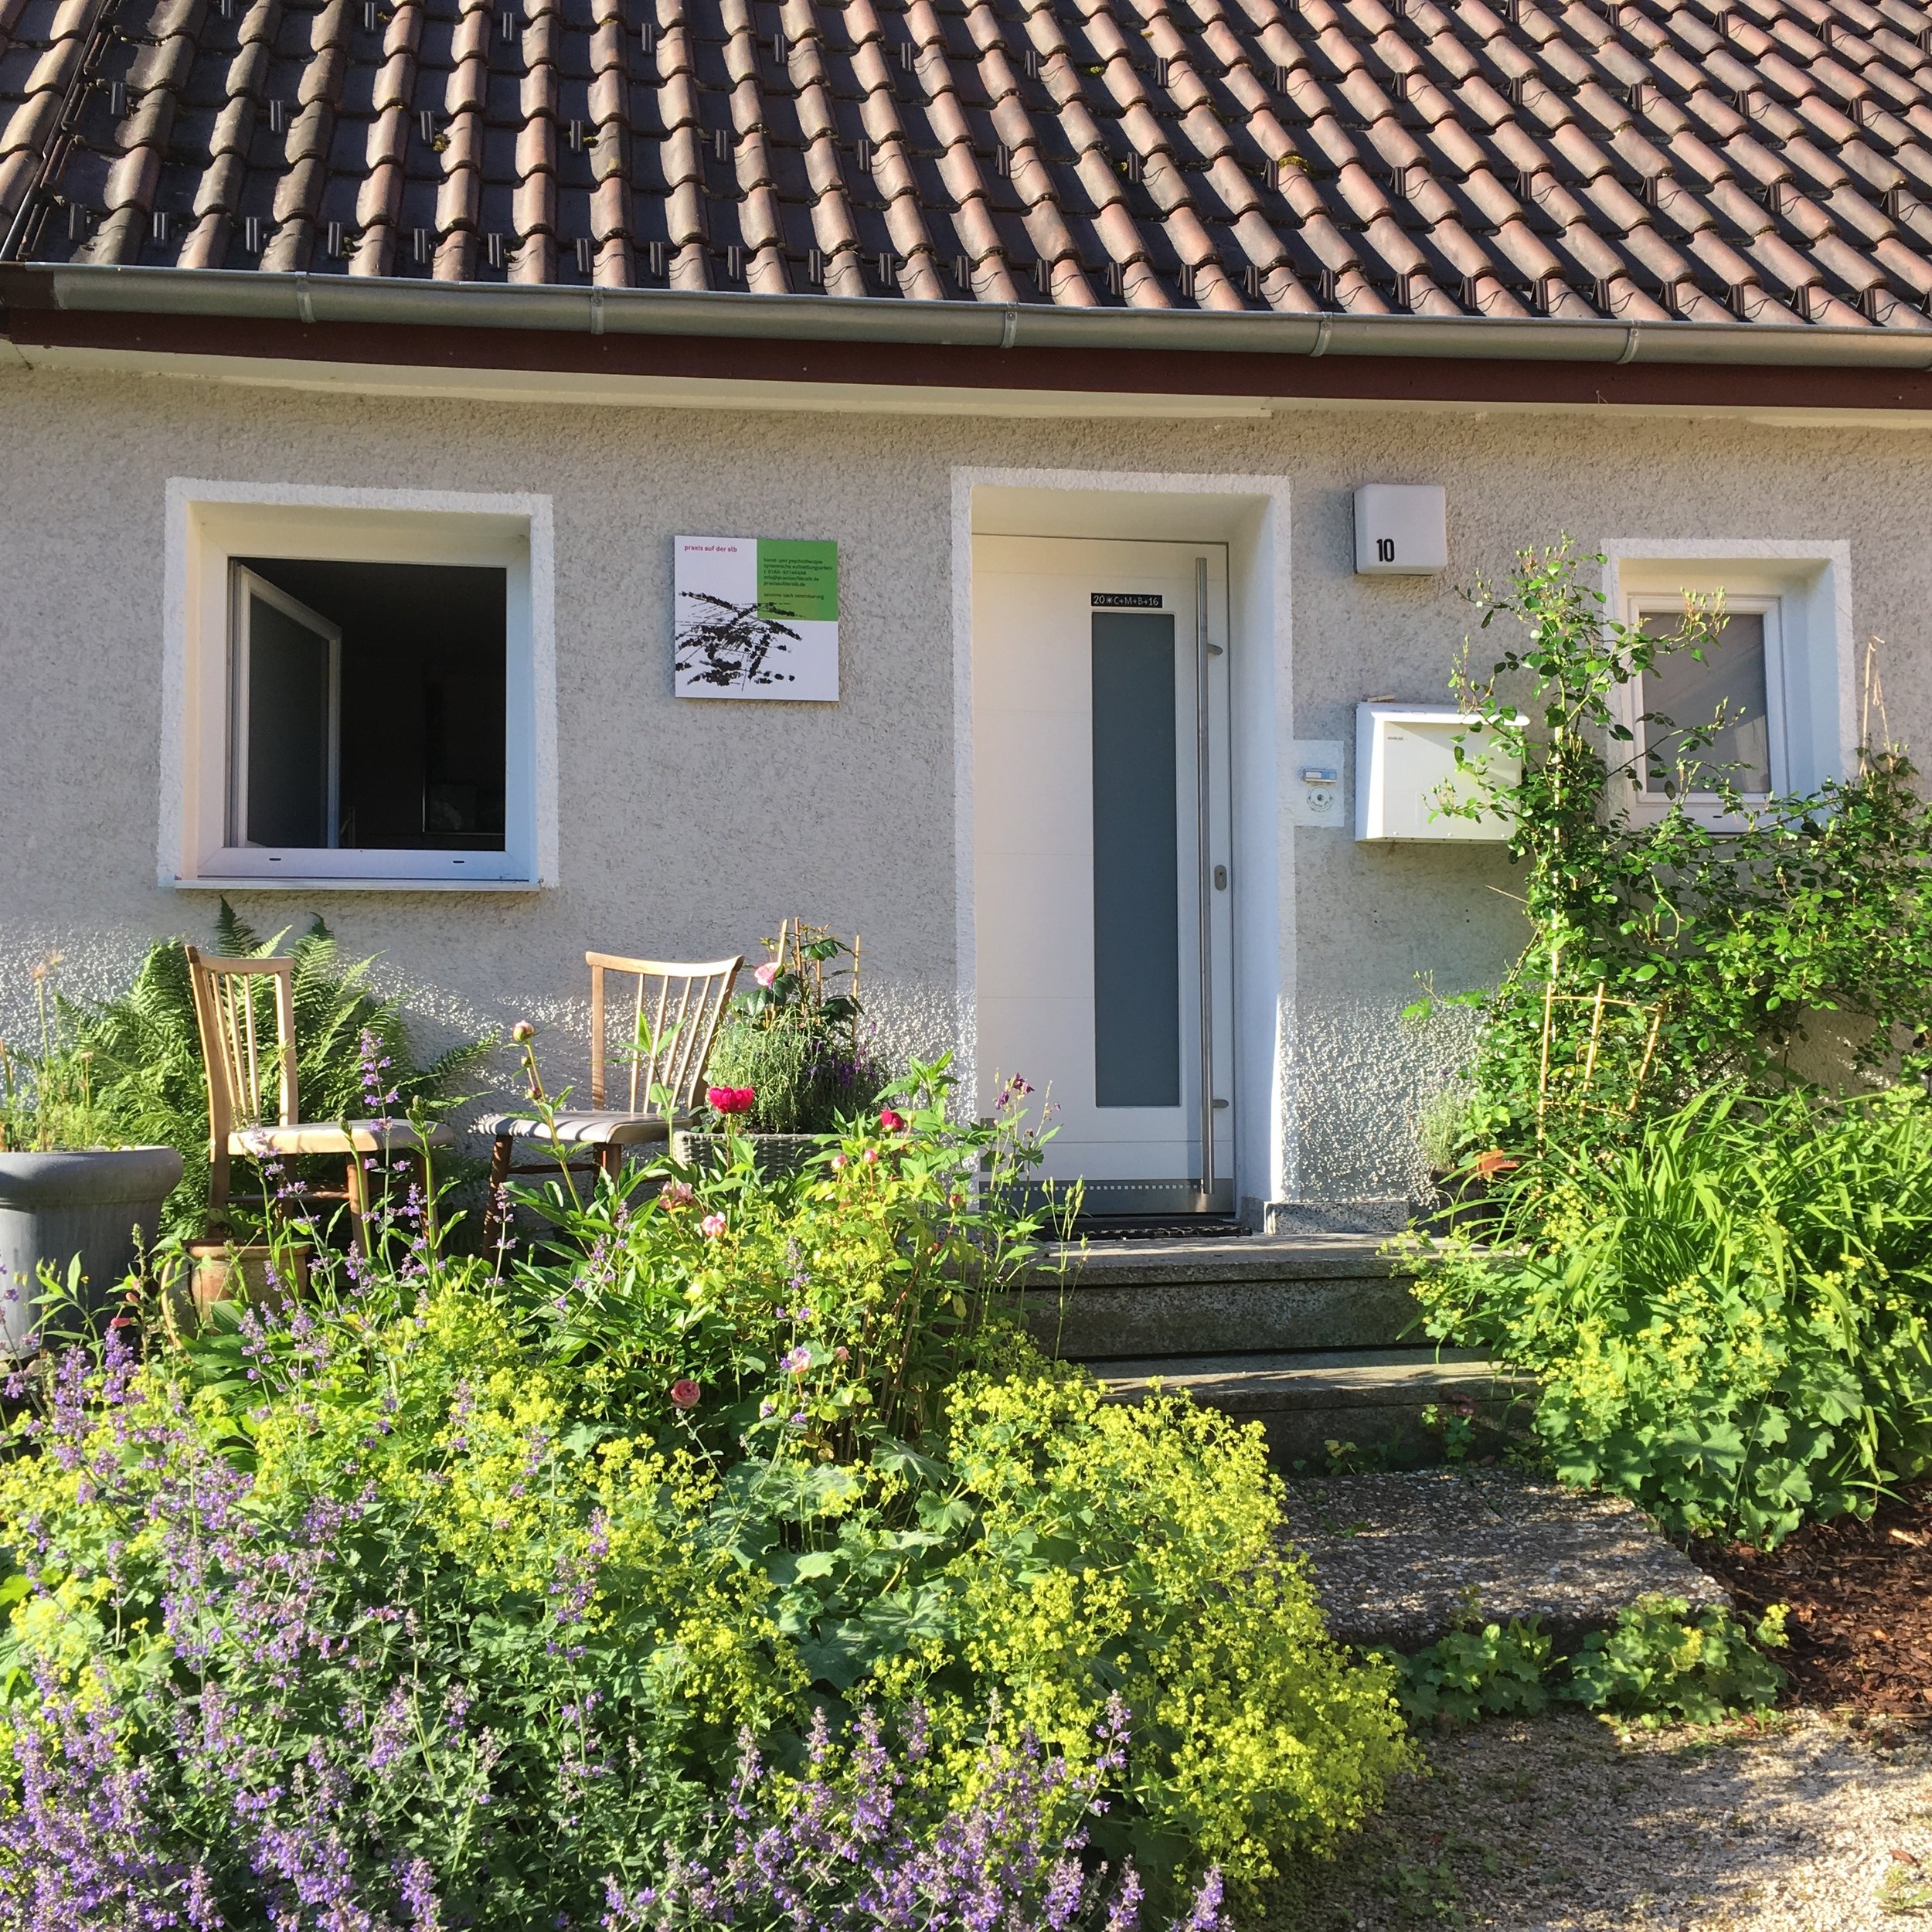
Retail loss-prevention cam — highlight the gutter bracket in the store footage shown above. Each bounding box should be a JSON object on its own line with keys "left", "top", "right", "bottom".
{"left": 1310, "top": 315, "right": 1332, "bottom": 358}
{"left": 998, "top": 304, "right": 1018, "bottom": 349}
{"left": 294, "top": 275, "right": 315, "bottom": 326}
{"left": 1616, "top": 323, "right": 1641, "bottom": 365}
{"left": 589, "top": 287, "right": 605, "bottom": 335}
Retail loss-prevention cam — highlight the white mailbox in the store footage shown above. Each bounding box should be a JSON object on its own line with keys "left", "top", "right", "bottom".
{"left": 1353, "top": 484, "right": 1447, "bottom": 576}
{"left": 1355, "top": 704, "right": 1518, "bottom": 842}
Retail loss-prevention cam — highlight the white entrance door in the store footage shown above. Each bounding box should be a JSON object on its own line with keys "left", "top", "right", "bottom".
{"left": 971, "top": 536, "right": 1234, "bottom": 1216}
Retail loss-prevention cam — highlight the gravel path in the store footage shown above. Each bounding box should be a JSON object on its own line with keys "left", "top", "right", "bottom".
{"left": 1268, "top": 1709, "right": 1932, "bottom": 1930}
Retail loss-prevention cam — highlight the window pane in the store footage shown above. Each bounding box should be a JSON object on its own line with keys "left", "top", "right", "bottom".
{"left": 1639, "top": 609, "right": 1770, "bottom": 794}
{"left": 244, "top": 594, "right": 332, "bottom": 847}
{"left": 1091, "top": 611, "right": 1182, "bottom": 1108}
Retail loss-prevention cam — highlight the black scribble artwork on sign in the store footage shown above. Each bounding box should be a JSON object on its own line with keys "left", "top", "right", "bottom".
{"left": 674, "top": 591, "right": 803, "bottom": 691}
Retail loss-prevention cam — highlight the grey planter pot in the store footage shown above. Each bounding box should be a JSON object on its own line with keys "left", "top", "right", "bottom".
{"left": 0, "top": 1146, "right": 185, "bottom": 1354}
{"left": 672, "top": 1131, "right": 830, "bottom": 1181}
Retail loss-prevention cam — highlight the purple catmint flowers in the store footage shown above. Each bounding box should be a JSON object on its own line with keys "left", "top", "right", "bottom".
{"left": 599, "top": 1701, "right": 1226, "bottom": 1932}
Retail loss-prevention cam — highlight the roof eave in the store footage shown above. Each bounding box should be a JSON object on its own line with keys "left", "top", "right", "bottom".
{"left": 9, "top": 263, "right": 1932, "bottom": 372}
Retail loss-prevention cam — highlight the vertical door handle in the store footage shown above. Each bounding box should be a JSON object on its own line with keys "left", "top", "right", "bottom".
{"left": 1195, "top": 556, "right": 1215, "bottom": 1205}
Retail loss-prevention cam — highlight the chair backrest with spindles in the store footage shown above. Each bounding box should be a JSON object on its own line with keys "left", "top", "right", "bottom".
{"left": 184, "top": 948, "right": 299, "bottom": 1152}
{"left": 587, "top": 952, "right": 742, "bottom": 1114}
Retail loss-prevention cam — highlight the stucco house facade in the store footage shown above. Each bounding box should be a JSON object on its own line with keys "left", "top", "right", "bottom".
{"left": 3, "top": 0, "right": 1931, "bottom": 1227}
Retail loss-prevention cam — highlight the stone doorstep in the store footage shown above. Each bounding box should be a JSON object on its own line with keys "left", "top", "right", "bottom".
{"left": 1019, "top": 1233, "right": 1402, "bottom": 1287}
{"left": 1017, "top": 1235, "right": 1426, "bottom": 1359}
{"left": 1277, "top": 1467, "right": 1729, "bottom": 1654}
{"left": 1091, "top": 1346, "right": 1530, "bottom": 1464}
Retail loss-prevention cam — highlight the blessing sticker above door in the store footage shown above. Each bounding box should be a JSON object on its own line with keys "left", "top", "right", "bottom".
{"left": 1090, "top": 591, "right": 1163, "bottom": 609}
{"left": 674, "top": 536, "right": 839, "bottom": 701}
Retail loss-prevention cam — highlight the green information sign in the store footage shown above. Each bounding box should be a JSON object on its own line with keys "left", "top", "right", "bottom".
{"left": 756, "top": 539, "right": 839, "bottom": 623}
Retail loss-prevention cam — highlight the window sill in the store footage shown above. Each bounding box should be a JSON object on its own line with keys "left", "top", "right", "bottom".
{"left": 168, "top": 876, "right": 547, "bottom": 893}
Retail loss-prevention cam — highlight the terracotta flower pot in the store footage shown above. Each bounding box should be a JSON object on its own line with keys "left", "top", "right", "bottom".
{"left": 162, "top": 1239, "right": 311, "bottom": 1337}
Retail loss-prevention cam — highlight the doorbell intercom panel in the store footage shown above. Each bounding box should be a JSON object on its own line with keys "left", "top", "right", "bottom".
{"left": 1352, "top": 485, "right": 1447, "bottom": 577}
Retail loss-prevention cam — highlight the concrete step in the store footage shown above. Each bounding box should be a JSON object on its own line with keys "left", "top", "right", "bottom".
{"left": 1019, "top": 1234, "right": 1422, "bottom": 1359}
{"left": 1093, "top": 1346, "right": 1530, "bottom": 1464}
{"left": 1283, "top": 1468, "right": 1727, "bottom": 1652}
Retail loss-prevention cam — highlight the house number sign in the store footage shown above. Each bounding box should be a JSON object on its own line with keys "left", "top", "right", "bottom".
{"left": 674, "top": 535, "right": 839, "bottom": 702}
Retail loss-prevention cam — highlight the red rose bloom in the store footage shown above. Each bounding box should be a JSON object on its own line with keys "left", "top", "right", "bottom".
{"left": 707, "top": 1085, "right": 757, "bottom": 1117}
{"left": 879, "top": 1107, "right": 907, "bottom": 1133}
{"left": 671, "top": 1378, "right": 701, "bottom": 1410}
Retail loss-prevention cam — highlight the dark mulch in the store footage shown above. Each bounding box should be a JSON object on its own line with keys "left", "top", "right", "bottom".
{"left": 1692, "top": 1478, "right": 1932, "bottom": 1719}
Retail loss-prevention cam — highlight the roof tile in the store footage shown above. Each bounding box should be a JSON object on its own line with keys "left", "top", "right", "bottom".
{"left": 2, "top": 0, "right": 1928, "bottom": 327}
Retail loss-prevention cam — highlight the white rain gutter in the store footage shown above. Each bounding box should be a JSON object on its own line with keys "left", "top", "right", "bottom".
{"left": 11, "top": 262, "right": 1932, "bottom": 370}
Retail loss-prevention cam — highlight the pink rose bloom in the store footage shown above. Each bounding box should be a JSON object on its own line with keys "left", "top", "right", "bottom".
{"left": 780, "top": 1345, "right": 811, "bottom": 1375}
{"left": 660, "top": 1180, "right": 695, "bottom": 1209}
{"left": 671, "top": 1378, "right": 701, "bottom": 1410}
{"left": 879, "top": 1107, "right": 906, "bottom": 1133}
{"left": 831, "top": 1154, "right": 847, "bottom": 1171}
{"left": 754, "top": 961, "right": 780, "bottom": 988}
{"left": 701, "top": 1213, "right": 728, "bottom": 1238}
{"left": 862, "top": 1148, "right": 879, "bottom": 1165}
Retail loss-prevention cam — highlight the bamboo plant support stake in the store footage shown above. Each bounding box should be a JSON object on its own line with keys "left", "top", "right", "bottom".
{"left": 1536, "top": 967, "right": 1560, "bottom": 1142}
{"left": 1579, "top": 981, "right": 1609, "bottom": 1096}
{"left": 1629, "top": 1005, "right": 1665, "bottom": 1113}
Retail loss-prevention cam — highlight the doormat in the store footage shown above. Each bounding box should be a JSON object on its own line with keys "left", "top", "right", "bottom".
{"left": 1068, "top": 1216, "right": 1251, "bottom": 1243}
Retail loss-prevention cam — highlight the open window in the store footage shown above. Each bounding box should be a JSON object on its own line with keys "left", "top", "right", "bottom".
{"left": 229, "top": 560, "right": 508, "bottom": 855}
{"left": 168, "top": 488, "right": 553, "bottom": 888}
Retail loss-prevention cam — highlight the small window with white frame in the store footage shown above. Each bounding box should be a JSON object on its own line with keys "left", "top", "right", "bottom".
{"left": 1606, "top": 544, "right": 1854, "bottom": 820}
{"left": 1630, "top": 596, "right": 1784, "bottom": 801}
{"left": 167, "top": 486, "right": 555, "bottom": 889}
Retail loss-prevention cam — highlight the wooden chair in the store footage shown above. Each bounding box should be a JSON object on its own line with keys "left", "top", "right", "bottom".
{"left": 185, "top": 947, "right": 455, "bottom": 1253}
{"left": 482, "top": 952, "right": 741, "bottom": 1226}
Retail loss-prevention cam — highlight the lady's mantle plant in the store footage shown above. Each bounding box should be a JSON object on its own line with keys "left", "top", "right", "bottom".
{"left": 0, "top": 1057, "right": 1406, "bottom": 1929}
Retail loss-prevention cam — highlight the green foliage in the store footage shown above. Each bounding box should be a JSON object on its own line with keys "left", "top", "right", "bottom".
{"left": 1406, "top": 539, "right": 1932, "bottom": 1547}
{"left": 0, "top": 956, "right": 118, "bottom": 1152}
{"left": 1410, "top": 1084, "right": 1932, "bottom": 1544}
{"left": 1386, "top": 1594, "right": 1784, "bottom": 1730}
{"left": 1386, "top": 1613, "right": 1553, "bottom": 1726}
{"left": 0, "top": 1070, "right": 1409, "bottom": 1923}
{"left": 704, "top": 920, "right": 889, "bottom": 1134}
{"left": 1417, "top": 539, "right": 1932, "bottom": 1157}
{"left": 1562, "top": 1596, "right": 1788, "bottom": 1727}
{"left": 77, "top": 900, "right": 491, "bottom": 1235}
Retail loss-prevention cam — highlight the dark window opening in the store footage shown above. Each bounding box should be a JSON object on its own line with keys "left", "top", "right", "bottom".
{"left": 232, "top": 559, "right": 508, "bottom": 851}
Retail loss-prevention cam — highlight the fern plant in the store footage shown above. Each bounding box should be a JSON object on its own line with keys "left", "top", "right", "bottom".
{"left": 80, "top": 903, "right": 492, "bottom": 1237}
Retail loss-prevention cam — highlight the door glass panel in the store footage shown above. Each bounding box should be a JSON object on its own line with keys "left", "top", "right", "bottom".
{"left": 1639, "top": 609, "right": 1770, "bottom": 794}
{"left": 244, "top": 592, "right": 332, "bottom": 847}
{"left": 1090, "top": 611, "right": 1181, "bottom": 1107}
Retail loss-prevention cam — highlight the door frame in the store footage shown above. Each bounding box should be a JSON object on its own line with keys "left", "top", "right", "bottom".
{"left": 953, "top": 468, "right": 1297, "bottom": 1226}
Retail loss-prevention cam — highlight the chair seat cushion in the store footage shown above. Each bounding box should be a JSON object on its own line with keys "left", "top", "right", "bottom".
{"left": 481, "top": 1111, "right": 675, "bottom": 1148}
{"left": 228, "top": 1120, "right": 457, "bottom": 1158}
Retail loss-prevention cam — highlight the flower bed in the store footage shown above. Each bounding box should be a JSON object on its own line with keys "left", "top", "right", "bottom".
{"left": 0, "top": 1060, "right": 1408, "bottom": 1930}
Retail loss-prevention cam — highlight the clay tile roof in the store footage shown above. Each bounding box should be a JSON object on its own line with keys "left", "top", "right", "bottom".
{"left": 5, "top": 0, "right": 1932, "bottom": 329}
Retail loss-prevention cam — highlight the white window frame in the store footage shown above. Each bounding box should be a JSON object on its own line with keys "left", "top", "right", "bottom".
{"left": 1601, "top": 541, "right": 1855, "bottom": 828}
{"left": 162, "top": 481, "right": 558, "bottom": 889}
{"left": 229, "top": 568, "right": 343, "bottom": 849}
